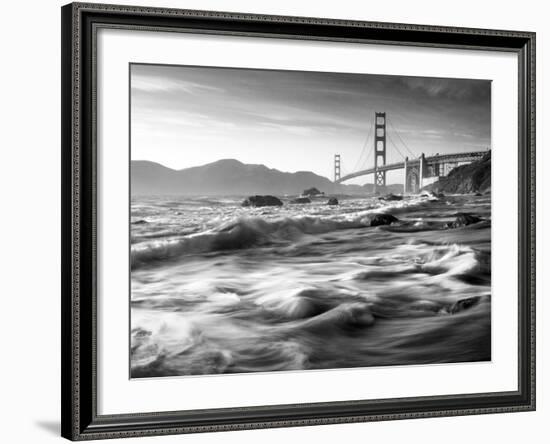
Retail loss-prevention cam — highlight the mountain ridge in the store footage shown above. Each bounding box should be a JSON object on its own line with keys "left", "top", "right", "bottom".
{"left": 131, "top": 159, "right": 403, "bottom": 196}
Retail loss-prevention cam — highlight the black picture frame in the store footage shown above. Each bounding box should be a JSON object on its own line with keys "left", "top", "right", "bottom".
{"left": 61, "top": 2, "right": 536, "bottom": 440}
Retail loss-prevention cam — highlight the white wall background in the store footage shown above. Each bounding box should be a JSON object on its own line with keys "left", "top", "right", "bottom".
{"left": 0, "top": 0, "right": 545, "bottom": 443}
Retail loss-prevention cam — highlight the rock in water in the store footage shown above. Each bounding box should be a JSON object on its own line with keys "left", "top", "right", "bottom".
{"left": 449, "top": 296, "right": 482, "bottom": 314}
{"left": 289, "top": 197, "right": 312, "bottom": 204}
{"left": 421, "top": 190, "right": 444, "bottom": 199}
{"left": 302, "top": 187, "right": 322, "bottom": 196}
{"left": 446, "top": 212, "right": 482, "bottom": 228}
{"left": 369, "top": 213, "right": 399, "bottom": 227}
{"left": 378, "top": 193, "right": 402, "bottom": 201}
{"left": 241, "top": 195, "right": 283, "bottom": 207}
{"left": 327, "top": 198, "right": 339, "bottom": 205}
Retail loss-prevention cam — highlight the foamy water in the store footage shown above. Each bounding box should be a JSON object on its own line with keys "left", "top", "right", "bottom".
{"left": 130, "top": 193, "right": 491, "bottom": 378}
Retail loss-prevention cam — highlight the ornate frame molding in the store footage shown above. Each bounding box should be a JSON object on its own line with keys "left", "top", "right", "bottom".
{"left": 61, "top": 3, "right": 535, "bottom": 440}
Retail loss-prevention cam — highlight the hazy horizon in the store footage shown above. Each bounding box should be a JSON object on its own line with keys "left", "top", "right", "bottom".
{"left": 131, "top": 63, "right": 491, "bottom": 185}
{"left": 132, "top": 157, "right": 413, "bottom": 186}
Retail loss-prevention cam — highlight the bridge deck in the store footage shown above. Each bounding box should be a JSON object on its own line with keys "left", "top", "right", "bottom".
{"left": 336, "top": 151, "right": 487, "bottom": 183}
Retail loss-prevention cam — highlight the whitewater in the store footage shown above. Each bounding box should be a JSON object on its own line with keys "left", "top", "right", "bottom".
{"left": 130, "top": 193, "right": 491, "bottom": 377}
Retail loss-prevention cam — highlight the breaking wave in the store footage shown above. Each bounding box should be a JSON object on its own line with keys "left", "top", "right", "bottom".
{"left": 130, "top": 193, "right": 492, "bottom": 377}
{"left": 131, "top": 196, "right": 441, "bottom": 269}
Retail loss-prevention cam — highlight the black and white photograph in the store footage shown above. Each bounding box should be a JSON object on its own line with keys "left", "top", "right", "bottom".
{"left": 129, "top": 64, "right": 492, "bottom": 378}
{"left": 1, "top": 0, "right": 543, "bottom": 442}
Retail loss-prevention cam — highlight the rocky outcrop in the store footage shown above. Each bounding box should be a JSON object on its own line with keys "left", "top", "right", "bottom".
{"left": 424, "top": 151, "right": 491, "bottom": 194}
{"left": 327, "top": 198, "right": 339, "bottom": 205}
{"left": 369, "top": 213, "right": 399, "bottom": 227}
{"left": 378, "top": 193, "right": 402, "bottom": 201}
{"left": 241, "top": 195, "right": 283, "bottom": 207}
{"left": 421, "top": 190, "right": 444, "bottom": 199}
{"left": 302, "top": 187, "right": 323, "bottom": 196}
{"left": 446, "top": 212, "right": 482, "bottom": 228}
{"left": 289, "top": 197, "right": 312, "bottom": 204}
{"left": 449, "top": 296, "right": 482, "bottom": 314}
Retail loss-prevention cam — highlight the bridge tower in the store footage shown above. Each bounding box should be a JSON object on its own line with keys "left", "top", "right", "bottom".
{"left": 334, "top": 154, "right": 341, "bottom": 182}
{"left": 403, "top": 157, "right": 408, "bottom": 194}
{"left": 419, "top": 152, "right": 426, "bottom": 190}
{"left": 404, "top": 152, "right": 426, "bottom": 194}
{"left": 374, "top": 112, "right": 387, "bottom": 193}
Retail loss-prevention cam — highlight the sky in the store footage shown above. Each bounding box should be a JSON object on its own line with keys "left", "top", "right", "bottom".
{"left": 130, "top": 63, "right": 491, "bottom": 184}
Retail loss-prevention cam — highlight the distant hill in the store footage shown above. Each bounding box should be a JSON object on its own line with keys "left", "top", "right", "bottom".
{"left": 131, "top": 159, "right": 394, "bottom": 196}
{"left": 423, "top": 152, "right": 491, "bottom": 194}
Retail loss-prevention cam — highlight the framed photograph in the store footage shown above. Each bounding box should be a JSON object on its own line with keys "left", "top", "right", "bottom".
{"left": 61, "top": 2, "right": 536, "bottom": 440}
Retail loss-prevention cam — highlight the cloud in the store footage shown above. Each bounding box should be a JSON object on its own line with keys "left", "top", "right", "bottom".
{"left": 131, "top": 75, "right": 224, "bottom": 95}
{"left": 130, "top": 63, "right": 491, "bottom": 174}
{"left": 400, "top": 77, "right": 490, "bottom": 103}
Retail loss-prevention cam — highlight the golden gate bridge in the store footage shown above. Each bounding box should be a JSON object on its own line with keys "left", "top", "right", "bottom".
{"left": 333, "top": 112, "right": 488, "bottom": 193}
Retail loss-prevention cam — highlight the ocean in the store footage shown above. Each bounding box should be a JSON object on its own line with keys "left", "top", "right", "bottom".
{"left": 130, "top": 193, "right": 491, "bottom": 378}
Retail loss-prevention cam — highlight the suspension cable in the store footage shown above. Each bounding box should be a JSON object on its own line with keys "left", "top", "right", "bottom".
{"left": 359, "top": 142, "right": 374, "bottom": 171}
{"left": 387, "top": 118, "right": 417, "bottom": 158}
{"left": 339, "top": 159, "right": 349, "bottom": 177}
{"left": 387, "top": 132, "right": 408, "bottom": 161}
{"left": 351, "top": 121, "right": 374, "bottom": 173}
